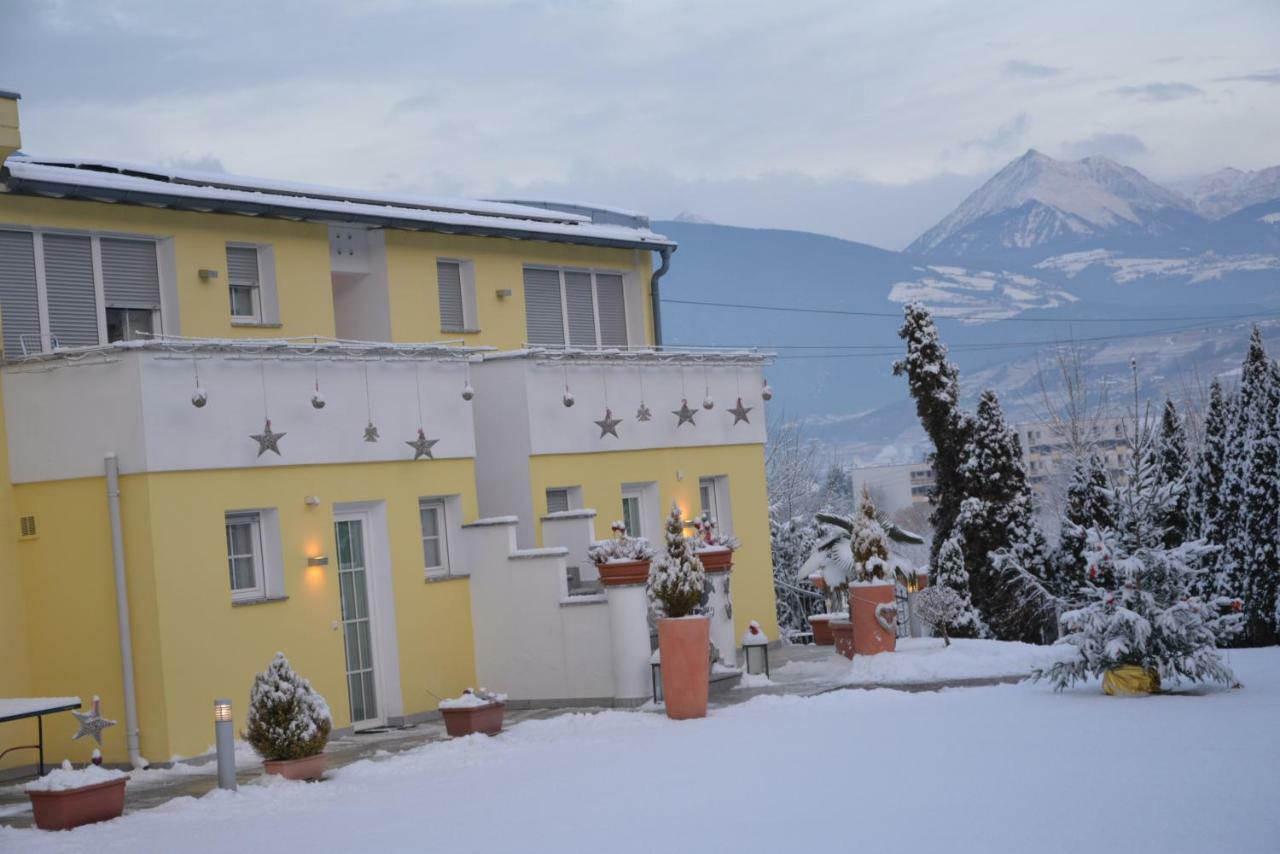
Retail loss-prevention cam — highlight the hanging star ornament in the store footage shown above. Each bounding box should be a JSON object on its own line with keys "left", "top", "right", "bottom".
{"left": 635, "top": 402, "right": 652, "bottom": 422}
{"left": 251, "top": 418, "right": 285, "bottom": 457}
{"left": 72, "top": 696, "right": 117, "bottom": 746}
{"left": 729, "top": 397, "right": 753, "bottom": 425}
{"left": 672, "top": 399, "right": 698, "bottom": 427}
{"left": 363, "top": 421, "right": 380, "bottom": 443}
{"left": 595, "top": 408, "right": 622, "bottom": 438}
{"left": 406, "top": 428, "right": 439, "bottom": 460}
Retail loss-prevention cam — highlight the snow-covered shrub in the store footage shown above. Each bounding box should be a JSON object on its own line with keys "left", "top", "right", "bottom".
{"left": 245, "top": 652, "right": 332, "bottom": 761}
{"left": 647, "top": 502, "right": 708, "bottom": 619}
{"left": 1034, "top": 529, "right": 1240, "bottom": 691}
{"left": 912, "top": 586, "right": 967, "bottom": 646}
{"left": 587, "top": 534, "right": 654, "bottom": 565}
{"left": 850, "top": 487, "right": 891, "bottom": 584}
{"left": 691, "top": 511, "right": 741, "bottom": 550}
{"left": 770, "top": 516, "right": 825, "bottom": 638}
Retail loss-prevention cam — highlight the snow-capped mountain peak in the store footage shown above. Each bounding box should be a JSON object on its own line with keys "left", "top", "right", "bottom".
{"left": 1181, "top": 165, "right": 1280, "bottom": 219}
{"left": 909, "top": 149, "right": 1196, "bottom": 258}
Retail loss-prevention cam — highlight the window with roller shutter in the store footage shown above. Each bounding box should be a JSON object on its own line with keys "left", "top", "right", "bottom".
{"left": 523, "top": 267, "right": 565, "bottom": 346}
{"left": 522, "top": 266, "right": 629, "bottom": 348}
{"left": 42, "top": 233, "right": 98, "bottom": 349}
{"left": 437, "top": 260, "right": 465, "bottom": 331}
{"left": 0, "top": 230, "right": 41, "bottom": 357}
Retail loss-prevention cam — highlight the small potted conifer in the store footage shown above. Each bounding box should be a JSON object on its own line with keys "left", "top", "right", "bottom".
{"left": 246, "top": 652, "right": 332, "bottom": 781}
{"left": 26, "top": 759, "right": 128, "bottom": 831}
{"left": 648, "top": 502, "right": 711, "bottom": 720}
{"left": 439, "top": 688, "right": 507, "bottom": 737}
{"left": 588, "top": 522, "right": 655, "bottom": 587}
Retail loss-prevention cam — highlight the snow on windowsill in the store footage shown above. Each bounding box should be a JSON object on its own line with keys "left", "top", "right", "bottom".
{"left": 424, "top": 572, "right": 469, "bottom": 584}
{"left": 230, "top": 320, "right": 284, "bottom": 329}
{"left": 231, "top": 595, "right": 289, "bottom": 608}
{"left": 26, "top": 762, "right": 127, "bottom": 792}
{"left": 462, "top": 516, "right": 520, "bottom": 528}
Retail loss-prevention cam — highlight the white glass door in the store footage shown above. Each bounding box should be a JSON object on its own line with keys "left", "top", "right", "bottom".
{"left": 334, "top": 515, "right": 383, "bottom": 728}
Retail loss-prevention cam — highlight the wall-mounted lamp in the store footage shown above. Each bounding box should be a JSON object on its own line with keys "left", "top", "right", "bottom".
{"left": 495, "top": 288, "right": 513, "bottom": 299}
{"left": 304, "top": 495, "right": 321, "bottom": 508}
{"left": 198, "top": 268, "right": 220, "bottom": 281}
{"left": 307, "top": 555, "right": 330, "bottom": 568}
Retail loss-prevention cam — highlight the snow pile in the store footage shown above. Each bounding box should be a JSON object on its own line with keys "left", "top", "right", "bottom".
{"left": 25, "top": 761, "right": 126, "bottom": 793}
{"left": 438, "top": 690, "right": 506, "bottom": 710}
{"left": 775, "top": 638, "right": 1075, "bottom": 687}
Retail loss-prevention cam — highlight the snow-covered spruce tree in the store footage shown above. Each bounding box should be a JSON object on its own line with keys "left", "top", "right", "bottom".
{"left": 894, "top": 302, "right": 971, "bottom": 563}
{"left": 1188, "top": 380, "right": 1229, "bottom": 583}
{"left": 1051, "top": 453, "right": 1116, "bottom": 597}
{"left": 1034, "top": 528, "right": 1239, "bottom": 691}
{"left": 931, "top": 534, "right": 986, "bottom": 638}
{"left": 1152, "top": 398, "right": 1191, "bottom": 549}
{"left": 850, "top": 486, "right": 891, "bottom": 583}
{"left": 245, "top": 652, "right": 332, "bottom": 761}
{"left": 1241, "top": 351, "right": 1280, "bottom": 645}
{"left": 770, "top": 515, "right": 824, "bottom": 639}
{"left": 817, "top": 463, "right": 855, "bottom": 512}
{"left": 647, "top": 502, "right": 708, "bottom": 619}
{"left": 954, "top": 389, "right": 1055, "bottom": 640}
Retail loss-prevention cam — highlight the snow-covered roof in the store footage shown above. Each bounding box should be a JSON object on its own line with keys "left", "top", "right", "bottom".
{"left": 1, "top": 154, "right": 675, "bottom": 252}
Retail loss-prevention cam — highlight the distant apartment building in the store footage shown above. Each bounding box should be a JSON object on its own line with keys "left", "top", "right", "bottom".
{"left": 850, "top": 461, "right": 936, "bottom": 513}
{"left": 1016, "top": 418, "right": 1132, "bottom": 486}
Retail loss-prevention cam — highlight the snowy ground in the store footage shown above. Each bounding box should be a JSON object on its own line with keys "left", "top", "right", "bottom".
{"left": 4, "top": 646, "right": 1277, "bottom": 854}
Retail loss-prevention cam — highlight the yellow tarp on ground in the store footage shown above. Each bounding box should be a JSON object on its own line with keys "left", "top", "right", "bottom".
{"left": 1103, "top": 665, "right": 1161, "bottom": 695}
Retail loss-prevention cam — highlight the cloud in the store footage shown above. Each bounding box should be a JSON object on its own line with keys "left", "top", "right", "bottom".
{"left": 1059, "top": 132, "right": 1148, "bottom": 161}
{"left": 1215, "top": 69, "right": 1280, "bottom": 85}
{"left": 1002, "top": 60, "right": 1063, "bottom": 79}
{"left": 961, "top": 113, "right": 1030, "bottom": 153}
{"left": 1111, "top": 82, "right": 1203, "bottom": 102}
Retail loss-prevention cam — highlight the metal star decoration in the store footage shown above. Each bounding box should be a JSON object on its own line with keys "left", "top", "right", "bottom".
{"left": 251, "top": 418, "right": 286, "bottom": 457}
{"left": 406, "top": 428, "right": 439, "bottom": 460}
{"left": 636, "top": 403, "right": 652, "bottom": 422}
{"left": 729, "top": 397, "right": 753, "bottom": 425}
{"left": 672, "top": 399, "right": 697, "bottom": 427}
{"left": 363, "top": 421, "right": 380, "bottom": 443}
{"left": 72, "top": 696, "right": 117, "bottom": 746}
{"left": 595, "top": 408, "right": 622, "bottom": 438}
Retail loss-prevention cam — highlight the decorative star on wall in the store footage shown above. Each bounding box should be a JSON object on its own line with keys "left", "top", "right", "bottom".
{"left": 363, "top": 421, "right": 380, "bottom": 443}
{"left": 72, "top": 697, "right": 117, "bottom": 746}
{"left": 406, "top": 428, "right": 439, "bottom": 460}
{"left": 672, "top": 399, "right": 697, "bottom": 427}
{"left": 251, "top": 419, "right": 285, "bottom": 456}
{"left": 729, "top": 397, "right": 753, "bottom": 425}
{"left": 635, "top": 403, "right": 652, "bottom": 422}
{"left": 595, "top": 408, "right": 622, "bottom": 438}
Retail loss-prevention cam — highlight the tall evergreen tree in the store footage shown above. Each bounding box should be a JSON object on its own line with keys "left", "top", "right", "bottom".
{"left": 931, "top": 534, "right": 986, "bottom": 638}
{"left": 1189, "top": 380, "right": 1229, "bottom": 555}
{"left": 894, "top": 303, "right": 970, "bottom": 563}
{"left": 1151, "top": 398, "right": 1191, "bottom": 548}
{"left": 1241, "top": 352, "right": 1280, "bottom": 645}
{"left": 1051, "top": 453, "right": 1115, "bottom": 596}
{"left": 817, "top": 463, "right": 854, "bottom": 511}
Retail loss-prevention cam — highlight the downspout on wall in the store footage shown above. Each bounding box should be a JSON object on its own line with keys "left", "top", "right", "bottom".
{"left": 649, "top": 246, "right": 674, "bottom": 349}
{"left": 105, "top": 453, "right": 146, "bottom": 768}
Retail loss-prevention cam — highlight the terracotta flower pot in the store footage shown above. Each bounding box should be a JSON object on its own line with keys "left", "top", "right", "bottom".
{"left": 441, "top": 702, "right": 506, "bottom": 737}
{"left": 697, "top": 548, "right": 734, "bottom": 573}
{"left": 658, "top": 616, "right": 711, "bottom": 720}
{"left": 850, "top": 583, "right": 897, "bottom": 655}
{"left": 808, "top": 614, "right": 836, "bottom": 646}
{"left": 29, "top": 777, "right": 127, "bottom": 831}
{"left": 596, "top": 559, "right": 651, "bottom": 587}
{"left": 263, "top": 753, "right": 327, "bottom": 781}
{"left": 830, "top": 619, "right": 855, "bottom": 659}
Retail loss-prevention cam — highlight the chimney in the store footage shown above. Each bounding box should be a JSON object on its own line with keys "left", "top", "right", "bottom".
{"left": 0, "top": 89, "right": 21, "bottom": 165}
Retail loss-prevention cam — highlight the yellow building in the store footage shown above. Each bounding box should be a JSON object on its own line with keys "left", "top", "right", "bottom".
{"left": 0, "top": 91, "right": 776, "bottom": 774}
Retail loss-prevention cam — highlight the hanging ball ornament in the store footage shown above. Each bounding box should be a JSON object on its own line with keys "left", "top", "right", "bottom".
{"left": 462, "top": 380, "right": 475, "bottom": 402}
{"left": 563, "top": 390, "right": 575, "bottom": 408}
{"left": 702, "top": 395, "right": 715, "bottom": 410}
{"left": 311, "top": 391, "right": 327, "bottom": 410}
{"left": 191, "top": 388, "right": 208, "bottom": 408}
{"left": 761, "top": 378, "right": 774, "bottom": 401}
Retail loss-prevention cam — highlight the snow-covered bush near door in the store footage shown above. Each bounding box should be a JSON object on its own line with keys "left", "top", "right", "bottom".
{"left": 245, "top": 652, "right": 332, "bottom": 761}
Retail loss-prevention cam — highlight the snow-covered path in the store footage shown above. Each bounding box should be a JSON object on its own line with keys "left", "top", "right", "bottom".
{"left": 6, "top": 648, "right": 1277, "bottom": 854}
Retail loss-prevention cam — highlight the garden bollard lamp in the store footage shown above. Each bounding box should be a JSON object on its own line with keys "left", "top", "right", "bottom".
{"left": 214, "top": 699, "right": 237, "bottom": 791}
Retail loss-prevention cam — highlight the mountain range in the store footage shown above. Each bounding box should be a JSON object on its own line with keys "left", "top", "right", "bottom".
{"left": 658, "top": 149, "right": 1280, "bottom": 463}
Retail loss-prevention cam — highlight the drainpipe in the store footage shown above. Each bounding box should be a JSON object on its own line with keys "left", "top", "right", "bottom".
{"left": 649, "top": 246, "right": 674, "bottom": 349}
{"left": 105, "top": 453, "right": 146, "bottom": 768}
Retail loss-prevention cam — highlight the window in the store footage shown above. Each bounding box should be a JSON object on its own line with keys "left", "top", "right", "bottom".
{"left": 523, "top": 266, "right": 628, "bottom": 348}
{"left": 621, "top": 490, "right": 643, "bottom": 537}
{"left": 0, "top": 229, "right": 163, "bottom": 355}
{"left": 226, "top": 245, "right": 262, "bottom": 321}
{"left": 225, "top": 512, "right": 265, "bottom": 601}
{"left": 698, "top": 476, "right": 733, "bottom": 536}
{"left": 546, "top": 488, "right": 570, "bottom": 514}
{"left": 699, "top": 477, "right": 719, "bottom": 524}
{"left": 436, "top": 259, "right": 478, "bottom": 332}
{"left": 419, "top": 499, "right": 450, "bottom": 576}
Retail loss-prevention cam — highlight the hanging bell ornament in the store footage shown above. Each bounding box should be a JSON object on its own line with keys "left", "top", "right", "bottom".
{"left": 702, "top": 395, "right": 715, "bottom": 410}
{"left": 563, "top": 390, "right": 575, "bottom": 407}
{"left": 311, "top": 391, "right": 327, "bottom": 410}
{"left": 462, "top": 380, "right": 475, "bottom": 402}
{"left": 191, "top": 388, "right": 208, "bottom": 408}
{"left": 761, "top": 378, "right": 773, "bottom": 401}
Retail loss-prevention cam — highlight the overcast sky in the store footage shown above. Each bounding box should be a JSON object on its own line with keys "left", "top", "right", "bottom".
{"left": 3, "top": 0, "right": 1278, "bottom": 249}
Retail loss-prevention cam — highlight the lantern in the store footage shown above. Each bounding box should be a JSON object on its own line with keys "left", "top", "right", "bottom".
{"left": 741, "top": 620, "right": 770, "bottom": 677}
{"left": 213, "top": 699, "right": 237, "bottom": 791}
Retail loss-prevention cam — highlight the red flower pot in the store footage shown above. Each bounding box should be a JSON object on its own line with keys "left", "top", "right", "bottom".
{"left": 263, "top": 753, "right": 328, "bottom": 781}
{"left": 850, "top": 583, "right": 897, "bottom": 655}
{"left": 808, "top": 614, "right": 836, "bottom": 646}
{"left": 29, "top": 777, "right": 127, "bottom": 831}
{"left": 658, "top": 616, "right": 711, "bottom": 720}
{"left": 596, "top": 559, "right": 651, "bottom": 587}
{"left": 830, "top": 619, "right": 855, "bottom": 659}
{"left": 697, "top": 548, "right": 734, "bottom": 573}
{"left": 441, "top": 702, "right": 506, "bottom": 737}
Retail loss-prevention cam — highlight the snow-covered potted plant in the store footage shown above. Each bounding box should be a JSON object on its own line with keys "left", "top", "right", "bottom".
{"left": 26, "top": 759, "right": 128, "bottom": 831}
{"left": 648, "top": 502, "right": 711, "bottom": 720}
{"left": 692, "top": 511, "right": 740, "bottom": 573}
{"left": 589, "top": 522, "right": 655, "bottom": 587}
{"left": 439, "top": 688, "right": 507, "bottom": 737}
{"left": 245, "top": 652, "right": 332, "bottom": 781}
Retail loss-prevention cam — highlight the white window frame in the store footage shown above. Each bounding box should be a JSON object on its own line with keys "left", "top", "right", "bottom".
{"left": 226, "top": 243, "right": 279, "bottom": 326}
{"left": 419, "top": 498, "right": 451, "bottom": 578}
{"left": 0, "top": 227, "right": 167, "bottom": 354}
{"left": 698, "top": 475, "right": 734, "bottom": 536}
{"left": 226, "top": 511, "right": 266, "bottom": 602}
{"left": 620, "top": 482, "right": 657, "bottom": 539}
{"left": 436, "top": 258, "right": 479, "bottom": 333}
{"left": 524, "top": 265, "right": 629, "bottom": 348}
